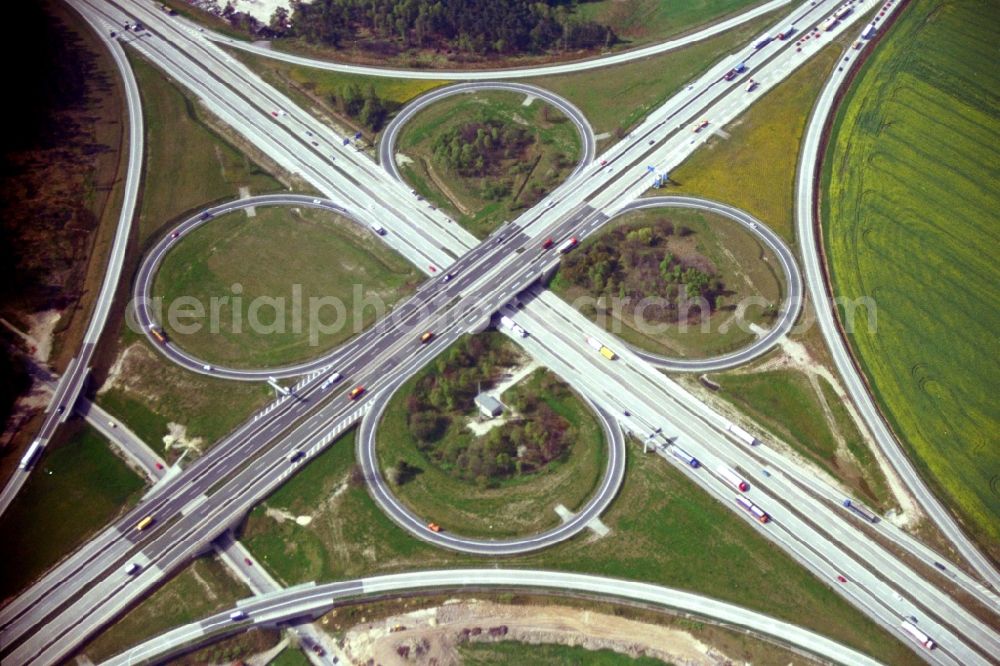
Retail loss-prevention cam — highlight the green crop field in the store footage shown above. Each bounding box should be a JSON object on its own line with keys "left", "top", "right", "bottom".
{"left": 152, "top": 206, "right": 422, "bottom": 368}
{"left": 0, "top": 425, "right": 144, "bottom": 601}
{"left": 823, "top": 0, "right": 1000, "bottom": 559}
{"left": 241, "top": 432, "right": 912, "bottom": 663}
{"left": 398, "top": 90, "right": 581, "bottom": 237}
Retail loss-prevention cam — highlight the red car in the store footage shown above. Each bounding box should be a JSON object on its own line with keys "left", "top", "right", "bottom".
{"left": 428, "top": 265, "right": 437, "bottom": 273}
{"left": 542, "top": 238, "right": 554, "bottom": 249}
{"left": 836, "top": 575, "right": 847, "bottom": 583}
{"left": 600, "top": 159, "right": 608, "bottom": 166}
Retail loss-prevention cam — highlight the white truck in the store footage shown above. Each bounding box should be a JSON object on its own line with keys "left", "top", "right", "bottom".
{"left": 499, "top": 316, "right": 527, "bottom": 338}
{"left": 19, "top": 439, "right": 43, "bottom": 470}
{"left": 726, "top": 422, "right": 758, "bottom": 446}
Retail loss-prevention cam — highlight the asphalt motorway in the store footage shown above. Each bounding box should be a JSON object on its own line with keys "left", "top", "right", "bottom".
{"left": 0, "top": 198, "right": 615, "bottom": 665}
{"left": 5, "top": 0, "right": 996, "bottom": 663}
{"left": 105, "top": 569, "right": 881, "bottom": 666}
{"left": 133, "top": 192, "right": 799, "bottom": 380}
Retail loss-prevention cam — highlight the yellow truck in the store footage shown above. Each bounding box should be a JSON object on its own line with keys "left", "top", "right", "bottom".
{"left": 587, "top": 336, "right": 617, "bottom": 360}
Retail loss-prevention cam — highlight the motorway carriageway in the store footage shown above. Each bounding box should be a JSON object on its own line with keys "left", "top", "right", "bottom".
{"left": 132, "top": 193, "right": 800, "bottom": 379}
{"left": 5, "top": 0, "right": 992, "bottom": 660}
{"left": 106, "top": 569, "right": 880, "bottom": 666}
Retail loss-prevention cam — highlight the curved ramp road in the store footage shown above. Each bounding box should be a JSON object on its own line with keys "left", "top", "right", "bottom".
{"left": 379, "top": 81, "right": 596, "bottom": 182}
{"left": 615, "top": 196, "right": 802, "bottom": 372}
{"left": 195, "top": 0, "right": 796, "bottom": 80}
{"left": 134, "top": 195, "right": 376, "bottom": 381}
{"left": 357, "top": 375, "right": 626, "bottom": 555}
{"left": 0, "top": 11, "right": 145, "bottom": 518}
{"left": 794, "top": 16, "right": 1000, "bottom": 590}
{"left": 6, "top": 0, "right": 995, "bottom": 662}
{"left": 104, "top": 569, "right": 881, "bottom": 666}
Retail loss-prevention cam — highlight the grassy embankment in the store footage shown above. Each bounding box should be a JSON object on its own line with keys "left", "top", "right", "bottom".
{"left": 0, "top": 424, "right": 144, "bottom": 602}
{"left": 152, "top": 206, "right": 422, "bottom": 368}
{"left": 230, "top": 8, "right": 782, "bottom": 152}
{"left": 715, "top": 369, "right": 889, "bottom": 503}
{"left": 823, "top": 0, "right": 1000, "bottom": 558}
{"left": 669, "top": 42, "right": 844, "bottom": 245}
{"left": 80, "top": 556, "right": 251, "bottom": 662}
{"left": 240, "top": 432, "right": 913, "bottom": 663}
{"left": 268, "top": 647, "right": 313, "bottom": 666}
{"left": 578, "top": 0, "right": 770, "bottom": 49}
{"left": 549, "top": 207, "right": 783, "bottom": 358}
{"left": 398, "top": 90, "right": 581, "bottom": 237}
{"left": 95, "top": 54, "right": 291, "bottom": 457}
{"left": 377, "top": 365, "right": 606, "bottom": 537}
{"left": 523, "top": 9, "right": 784, "bottom": 139}
{"left": 225, "top": 47, "right": 447, "bottom": 140}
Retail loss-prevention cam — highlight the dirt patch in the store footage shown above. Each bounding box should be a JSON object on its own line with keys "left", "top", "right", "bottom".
{"left": 0, "top": 311, "right": 62, "bottom": 364}
{"left": 0, "top": 378, "right": 54, "bottom": 448}
{"left": 163, "top": 422, "right": 204, "bottom": 455}
{"left": 264, "top": 506, "right": 311, "bottom": 526}
{"left": 422, "top": 158, "right": 472, "bottom": 216}
{"left": 339, "top": 600, "right": 728, "bottom": 665}
{"left": 26, "top": 311, "right": 62, "bottom": 363}
{"left": 264, "top": 472, "right": 350, "bottom": 527}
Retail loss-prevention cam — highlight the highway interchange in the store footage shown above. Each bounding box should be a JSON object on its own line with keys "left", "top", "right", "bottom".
{"left": 0, "top": 0, "right": 997, "bottom": 664}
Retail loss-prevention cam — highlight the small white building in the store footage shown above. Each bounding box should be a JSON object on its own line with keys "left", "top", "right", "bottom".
{"left": 474, "top": 393, "right": 504, "bottom": 418}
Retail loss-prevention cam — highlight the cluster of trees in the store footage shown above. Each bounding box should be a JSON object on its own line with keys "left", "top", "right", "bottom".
{"left": 330, "top": 83, "right": 390, "bottom": 130}
{"left": 451, "top": 399, "right": 571, "bottom": 485}
{"left": 286, "top": 0, "right": 617, "bottom": 55}
{"left": 404, "top": 335, "right": 574, "bottom": 486}
{"left": 560, "top": 220, "right": 725, "bottom": 324}
{"left": 433, "top": 120, "right": 533, "bottom": 179}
